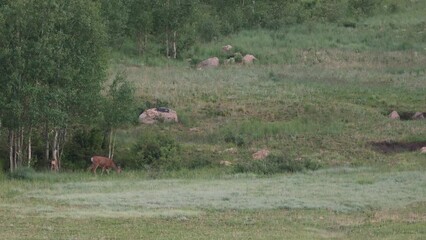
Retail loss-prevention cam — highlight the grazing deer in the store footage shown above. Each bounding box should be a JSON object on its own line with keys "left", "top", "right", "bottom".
{"left": 89, "top": 156, "right": 121, "bottom": 174}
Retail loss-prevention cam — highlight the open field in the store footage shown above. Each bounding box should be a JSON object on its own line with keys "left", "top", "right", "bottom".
{"left": 1, "top": 167, "right": 425, "bottom": 239}
{"left": 1, "top": 1, "right": 426, "bottom": 239}
{"left": 107, "top": 1, "right": 426, "bottom": 171}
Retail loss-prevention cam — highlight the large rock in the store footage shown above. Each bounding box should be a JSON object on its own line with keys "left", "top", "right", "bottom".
{"left": 421, "top": 147, "right": 426, "bottom": 153}
{"left": 412, "top": 112, "right": 425, "bottom": 120}
{"left": 197, "top": 57, "right": 219, "bottom": 69}
{"left": 389, "top": 111, "right": 400, "bottom": 120}
{"left": 242, "top": 54, "right": 256, "bottom": 64}
{"left": 139, "top": 107, "right": 178, "bottom": 124}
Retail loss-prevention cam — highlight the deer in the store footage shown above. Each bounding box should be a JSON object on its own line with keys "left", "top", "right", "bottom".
{"left": 51, "top": 150, "right": 59, "bottom": 172}
{"left": 50, "top": 159, "right": 59, "bottom": 172}
{"left": 89, "top": 156, "right": 121, "bottom": 175}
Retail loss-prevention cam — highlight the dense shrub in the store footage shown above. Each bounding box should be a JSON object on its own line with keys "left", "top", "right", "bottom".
{"left": 8, "top": 167, "right": 37, "bottom": 180}
{"left": 348, "top": 0, "right": 383, "bottom": 16}
{"left": 234, "top": 154, "right": 321, "bottom": 175}
{"left": 63, "top": 128, "right": 106, "bottom": 170}
{"left": 127, "top": 130, "right": 181, "bottom": 171}
{"left": 224, "top": 132, "right": 245, "bottom": 147}
{"left": 179, "top": 148, "right": 215, "bottom": 169}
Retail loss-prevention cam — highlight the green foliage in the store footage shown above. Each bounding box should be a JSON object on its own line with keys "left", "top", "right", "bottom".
{"left": 7, "top": 167, "right": 36, "bottom": 180}
{"left": 104, "top": 72, "right": 136, "bottom": 128}
{"left": 197, "top": 15, "right": 221, "bottom": 42}
{"left": 0, "top": 0, "right": 108, "bottom": 170}
{"left": 99, "top": 0, "right": 394, "bottom": 61}
{"left": 127, "top": 129, "right": 181, "bottom": 171}
{"left": 223, "top": 132, "right": 245, "bottom": 147}
{"left": 179, "top": 147, "right": 216, "bottom": 170}
{"left": 234, "top": 155, "right": 321, "bottom": 175}
{"left": 99, "top": 0, "right": 129, "bottom": 47}
{"left": 63, "top": 128, "right": 105, "bottom": 170}
{"left": 348, "top": 0, "right": 383, "bottom": 16}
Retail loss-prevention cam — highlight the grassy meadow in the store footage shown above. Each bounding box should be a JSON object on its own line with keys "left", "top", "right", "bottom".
{"left": 1, "top": 1, "right": 426, "bottom": 239}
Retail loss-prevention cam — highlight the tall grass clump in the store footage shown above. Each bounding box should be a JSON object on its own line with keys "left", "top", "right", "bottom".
{"left": 124, "top": 128, "right": 182, "bottom": 171}
{"left": 8, "top": 167, "right": 37, "bottom": 180}
{"left": 234, "top": 154, "right": 321, "bottom": 175}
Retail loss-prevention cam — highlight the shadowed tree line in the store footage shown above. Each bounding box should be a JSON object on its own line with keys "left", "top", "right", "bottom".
{"left": 0, "top": 0, "right": 135, "bottom": 172}
{"left": 102, "top": 0, "right": 387, "bottom": 59}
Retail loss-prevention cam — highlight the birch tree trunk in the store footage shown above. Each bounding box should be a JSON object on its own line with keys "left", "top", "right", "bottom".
{"left": 45, "top": 122, "right": 50, "bottom": 167}
{"left": 13, "top": 129, "right": 18, "bottom": 170}
{"left": 108, "top": 128, "right": 114, "bottom": 159}
{"left": 17, "top": 127, "right": 24, "bottom": 167}
{"left": 9, "top": 129, "right": 14, "bottom": 172}
{"left": 111, "top": 131, "right": 116, "bottom": 161}
{"left": 166, "top": 33, "right": 170, "bottom": 58}
{"left": 52, "top": 129, "right": 59, "bottom": 171}
{"left": 27, "top": 128, "right": 32, "bottom": 167}
{"left": 173, "top": 31, "right": 177, "bottom": 59}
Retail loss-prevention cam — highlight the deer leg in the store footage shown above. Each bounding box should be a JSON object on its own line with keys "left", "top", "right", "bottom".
{"left": 93, "top": 164, "right": 99, "bottom": 174}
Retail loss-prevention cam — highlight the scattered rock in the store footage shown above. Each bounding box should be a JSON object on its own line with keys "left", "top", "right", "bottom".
{"left": 242, "top": 54, "right": 256, "bottom": 64}
{"left": 224, "top": 57, "right": 235, "bottom": 65}
{"left": 252, "top": 148, "right": 270, "bottom": 160}
{"left": 220, "top": 160, "right": 232, "bottom": 166}
{"left": 139, "top": 108, "right": 178, "bottom": 124}
{"left": 189, "top": 127, "right": 200, "bottom": 132}
{"left": 222, "top": 45, "right": 233, "bottom": 52}
{"left": 197, "top": 57, "right": 219, "bottom": 69}
{"left": 223, "top": 148, "right": 238, "bottom": 154}
{"left": 412, "top": 112, "right": 425, "bottom": 120}
{"left": 389, "top": 111, "right": 400, "bottom": 120}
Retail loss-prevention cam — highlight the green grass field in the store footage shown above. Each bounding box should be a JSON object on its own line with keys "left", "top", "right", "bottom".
{"left": 0, "top": 168, "right": 426, "bottom": 239}
{"left": 0, "top": 168, "right": 425, "bottom": 239}
{"left": 1, "top": 1, "right": 426, "bottom": 239}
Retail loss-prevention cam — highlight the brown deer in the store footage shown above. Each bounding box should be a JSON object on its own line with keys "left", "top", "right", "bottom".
{"left": 50, "top": 159, "right": 59, "bottom": 172}
{"left": 89, "top": 156, "right": 121, "bottom": 174}
{"left": 51, "top": 150, "right": 59, "bottom": 172}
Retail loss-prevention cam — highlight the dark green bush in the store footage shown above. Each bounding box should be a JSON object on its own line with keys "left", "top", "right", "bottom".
{"left": 348, "top": 0, "right": 382, "bottom": 16}
{"left": 128, "top": 130, "right": 181, "bottom": 171}
{"left": 63, "top": 128, "right": 105, "bottom": 170}
{"left": 224, "top": 132, "right": 245, "bottom": 147}
{"left": 234, "top": 155, "right": 321, "bottom": 175}
{"left": 180, "top": 148, "right": 215, "bottom": 169}
{"left": 8, "top": 167, "right": 37, "bottom": 180}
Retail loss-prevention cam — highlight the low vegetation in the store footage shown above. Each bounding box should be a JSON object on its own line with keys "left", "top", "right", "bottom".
{"left": 0, "top": 0, "right": 425, "bottom": 239}
{"left": 1, "top": 168, "right": 425, "bottom": 239}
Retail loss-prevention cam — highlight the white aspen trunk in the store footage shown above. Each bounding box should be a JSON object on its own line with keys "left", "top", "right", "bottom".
{"left": 173, "top": 31, "right": 177, "bottom": 59}
{"left": 58, "top": 128, "right": 66, "bottom": 168}
{"left": 52, "top": 130, "right": 58, "bottom": 160}
{"left": 28, "top": 128, "right": 32, "bottom": 167}
{"left": 45, "top": 122, "right": 50, "bottom": 165}
{"left": 52, "top": 130, "right": 59, "bottom": 171}
{"left": 9, "top": 129, "right": 14, "bottom": 172}
{"left": 111, "top": 131, "right": 116, "bottom": 161}
{"left": 17, "top": 127, "right": 24, "bottom": 167}
{"left": 166, "top": 35, "right": 170, "bottom": 58}
{"left": 13, "top": 129, "right": 18, "bottom": 170}
{"left": 108, "top": 128, "right": 114, "bottom": 159}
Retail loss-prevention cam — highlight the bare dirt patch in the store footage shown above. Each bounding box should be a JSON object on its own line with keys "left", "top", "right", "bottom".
{"left": 370, "top": 141, "right": 426, "bottom": 154}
